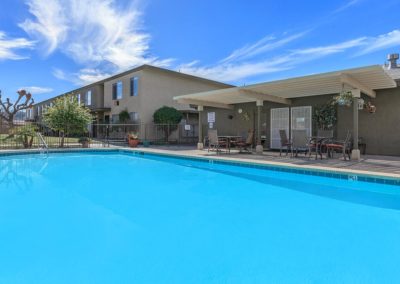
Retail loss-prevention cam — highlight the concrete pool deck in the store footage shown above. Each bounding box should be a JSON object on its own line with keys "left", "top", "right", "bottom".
{"left": 1, "top": 145, "right": 400, "bottom": 180}
{"left": 124, "top": 145, "right": 400, "bottom": 179}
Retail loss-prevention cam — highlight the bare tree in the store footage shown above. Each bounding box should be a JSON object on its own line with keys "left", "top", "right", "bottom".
{"left": 0, "top": 89, "right": 34, "bottom": 127}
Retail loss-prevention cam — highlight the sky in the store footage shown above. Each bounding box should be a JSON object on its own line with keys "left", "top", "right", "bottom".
{"left": 0, "top": 0, "right": 399, "bottom": 103}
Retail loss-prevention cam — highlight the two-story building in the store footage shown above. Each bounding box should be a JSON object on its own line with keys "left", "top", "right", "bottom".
{"left": 31, "top": 64, "right": 232, "bottom": 127}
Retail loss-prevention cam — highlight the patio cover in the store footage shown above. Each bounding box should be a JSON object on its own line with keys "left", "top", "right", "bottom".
{"left": 174, "top": 65, "right": 396, "bottom": 109}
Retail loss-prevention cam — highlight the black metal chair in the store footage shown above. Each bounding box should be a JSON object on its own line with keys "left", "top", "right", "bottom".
{"left": 279, "top": 129, "right": 292, "bottom": 156}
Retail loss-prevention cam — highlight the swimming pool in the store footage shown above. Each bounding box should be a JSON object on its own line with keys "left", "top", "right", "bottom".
{"left": 1, "top": 151, "right": 400, "bottom": 283}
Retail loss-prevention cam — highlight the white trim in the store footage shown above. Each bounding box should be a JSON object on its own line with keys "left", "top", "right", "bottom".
{"left": 270, "top": 107, "right": 290, "bottom": 149}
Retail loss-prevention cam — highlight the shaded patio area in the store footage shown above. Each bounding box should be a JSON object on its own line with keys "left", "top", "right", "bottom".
{"left": 174, "top": 65, "right": 398, "bottom": 158}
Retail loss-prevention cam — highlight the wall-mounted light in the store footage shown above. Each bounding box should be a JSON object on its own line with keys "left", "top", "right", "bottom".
{"left": 238, "top": 108, "right": 243, "bottom": 114}
{"left": 358, "top": 98, "right": 365, "bottom": 110}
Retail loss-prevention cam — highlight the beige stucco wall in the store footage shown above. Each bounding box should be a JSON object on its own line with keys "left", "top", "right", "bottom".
{"left": 103, "top": 70, "right": 144, "bottom": 121}
{"left": 337, "top": 87, "right": 400, "bottom": 155}
{"left": 33, "top": 83, "right": 104, "bottom": 119}
{"left": 104, "top": 68, "right": 230, "bottom": 124}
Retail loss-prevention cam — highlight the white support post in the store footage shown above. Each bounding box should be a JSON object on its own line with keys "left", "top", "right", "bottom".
{"left": 256, "top": 100, "right": 264, "bottom": 154}
{"left": 351, "top": 93, "right": 360, "bottom": 160}
{"left": 197, "top": 105, "right": 204, "bottom": 150}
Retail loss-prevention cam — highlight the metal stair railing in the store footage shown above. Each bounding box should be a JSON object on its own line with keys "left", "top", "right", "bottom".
{"left": 36, "top": 132, "right": 49, "bottom": 156}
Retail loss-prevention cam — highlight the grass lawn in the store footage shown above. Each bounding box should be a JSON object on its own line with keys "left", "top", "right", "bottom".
{"left": 0, "top": 134, "right": 81, "bottom": 148}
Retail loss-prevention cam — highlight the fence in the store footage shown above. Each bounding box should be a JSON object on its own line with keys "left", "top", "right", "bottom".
{"left": 0, "top": 121, "right": 199, "bottom": 149}
{"left": 95, "top": 123, "right": 198, "bottom": 145}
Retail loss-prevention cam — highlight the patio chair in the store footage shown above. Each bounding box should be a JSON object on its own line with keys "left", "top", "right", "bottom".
{"left": 292, "top": 129, "right": 309, "bottom": 157}
{"left": 234, "top": 130, "right": 254, "bottom": 153}
{"left": 307, "top": 129, "right": 334, "bottom": 159}
{"left": 317, "top": 129, "right": 334, "bottom": 155}
{"left": 325, "top": 131, "right": 352, "bottom": 160}
{"left": 207, "top": 129, "right": 228, "bottom": 153}
{"left": 279, "top": 129, "right": 292, "bottom": 156}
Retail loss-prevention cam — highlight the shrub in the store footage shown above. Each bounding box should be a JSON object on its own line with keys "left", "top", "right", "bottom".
{"left": 153, "top": 106, "right": 183, "bottom": 140}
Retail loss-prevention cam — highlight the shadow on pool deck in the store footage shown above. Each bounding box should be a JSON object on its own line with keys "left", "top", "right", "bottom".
{"left": 137, "top": 145, "right": 400, "bottom": 176}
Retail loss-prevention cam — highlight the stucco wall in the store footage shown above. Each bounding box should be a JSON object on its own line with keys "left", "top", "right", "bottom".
{"left": 104, "top": 70, "right": 145, "bottom": 120}
{"left": 337, "top": 87, "right": 400, "bottom": 155}
{"left": 104, "top": 68, "right": 230, "bottom": 124}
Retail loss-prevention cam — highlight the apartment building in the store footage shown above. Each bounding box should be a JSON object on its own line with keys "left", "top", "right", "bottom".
{"left": 31, "top": 65, "right": 232, "bottom": 126}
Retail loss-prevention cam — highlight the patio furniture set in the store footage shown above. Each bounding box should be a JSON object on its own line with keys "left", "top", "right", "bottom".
{"left": 279, "top": 129, "right": 353, "bottom": 160}
{"left": 206, "top": 129, "right": 254, "bottom": 154}
{"left": 205, "top": 128, "right": 356, "bottom": 161}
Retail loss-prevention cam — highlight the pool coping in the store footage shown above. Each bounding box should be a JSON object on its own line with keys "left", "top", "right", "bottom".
{"left": 1, "top": 147, "right": 400, "bottom": 185}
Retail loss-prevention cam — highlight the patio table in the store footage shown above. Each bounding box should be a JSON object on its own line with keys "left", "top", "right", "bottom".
{"left": 218, "top": 135, "right": 243, "bottom": 153}
{"left": 309, "top": 136, "right": 332, "bottom": 159}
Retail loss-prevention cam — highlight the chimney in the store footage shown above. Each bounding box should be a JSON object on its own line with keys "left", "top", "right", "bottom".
{"left": 387, "top": 53, "right": 399, "bottom": 69}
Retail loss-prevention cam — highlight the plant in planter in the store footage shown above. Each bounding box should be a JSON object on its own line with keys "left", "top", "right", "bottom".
{"left": 313, "top": 102, "right": 337, "bottom": 130}
{"left": 128, "top": 132, "right": 140, "bottom": 147}
{"left": 333, "top": 91, "right": 354, "bottom": 107}
{"left": 364, "top": 101, "right": 377, "bottom": 113}
{"left": 78, "top": 137, "right": 90, "bottom": 148}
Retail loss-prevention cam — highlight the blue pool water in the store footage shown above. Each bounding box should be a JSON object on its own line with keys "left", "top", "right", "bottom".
{"left": 1, "top": 151, "right": 400, "bottom": 283}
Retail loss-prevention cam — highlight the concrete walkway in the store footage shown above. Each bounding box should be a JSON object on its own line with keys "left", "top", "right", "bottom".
{"left": 130, "top": 145, "right": 400, "bottom": 178}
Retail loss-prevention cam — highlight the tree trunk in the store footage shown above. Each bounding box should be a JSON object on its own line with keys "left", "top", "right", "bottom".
{"left": 60, "top": 131, "right": 65, "bottom": 148}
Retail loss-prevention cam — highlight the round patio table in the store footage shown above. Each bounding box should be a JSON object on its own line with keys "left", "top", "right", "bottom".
{"left": 309, "top": 136, "right": 332, "bottom": 159}
{"left": 218, "top": 135, "right": 243, "bottom": 153}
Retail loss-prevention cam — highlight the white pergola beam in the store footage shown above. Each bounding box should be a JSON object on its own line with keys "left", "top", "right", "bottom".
{"left": 239, "top": 89, "right": 292, "bottom": 105}
{"left": 340, "top": 73, "right": 376, "bottom": 98}
{"left": 177, "top": 98, "right": 234, "bottom": 110}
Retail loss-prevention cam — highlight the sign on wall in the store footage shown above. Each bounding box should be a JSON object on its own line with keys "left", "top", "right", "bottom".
{"left": 184, "top": 125, "right": 191, "bottom": 131}
{"left": 207, "top": 112, "right": 215, "bottom": 123}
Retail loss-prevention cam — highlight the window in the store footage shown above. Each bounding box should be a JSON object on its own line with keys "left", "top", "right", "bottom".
{"left": 112, "top": 81, "right": 123, "bottom": 100}
{"left": 129, "top": 112, "right": 140, "bottom": 123}
{"left": 77, "top": 94, "right": 81, "bottom": 105}
{"left": 111, "top": 114, "right": 119, "bottom": 124}
{"left": 86, "top": 90, "right": 92, "bottom": 106}
{"left": 130, "top": 77, "right": 138, "bottom": 96}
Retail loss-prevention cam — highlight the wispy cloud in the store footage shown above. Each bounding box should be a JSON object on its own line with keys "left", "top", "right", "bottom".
{"left": 358, "top": 29, "right": 400, "bottom": 55}
{"left": 179, "top": 34, "right": 367, "bottom": 82}
{"left": 0, "top": 31, "right": 35, "bottom": 60}
{"left": 333, "top": 0, "right": 362, "bottom": 13}
{"left": 53, "top": 68, "right": 111, "bottom": 85}
{"left": 20, "top": 0, "right": 173, "bottom": 82}
{"left": 19, "top": 86, "right": 53, "bottom": 94}
{"left": 220, "top": 32, "right": 307, "bottom": 64}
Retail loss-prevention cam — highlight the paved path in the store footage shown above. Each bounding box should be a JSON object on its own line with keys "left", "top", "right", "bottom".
{"left": 133, "top": 145, "right": 400, "bottom": 178}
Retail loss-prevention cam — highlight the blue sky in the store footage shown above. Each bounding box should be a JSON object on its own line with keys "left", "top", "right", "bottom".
{"left": 0, "top": 0, "right": 399, "bottom": 102}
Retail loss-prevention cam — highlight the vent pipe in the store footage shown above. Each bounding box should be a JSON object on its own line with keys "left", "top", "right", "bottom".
{"left": 387, "top": 53, "right": 399, "bottom": 69}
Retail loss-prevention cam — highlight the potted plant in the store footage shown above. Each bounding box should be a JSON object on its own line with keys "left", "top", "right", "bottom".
{"left": 313, "top": 102, "right": 337, "bottom": 130}
{"left": 334, "top": 91, "right": 354, "bottom": 107}
{"left": 78, "top": 137, "right": 90, "bottom": 148}
{"left": 128, "top": 132, "right": 140, "bottom": 147}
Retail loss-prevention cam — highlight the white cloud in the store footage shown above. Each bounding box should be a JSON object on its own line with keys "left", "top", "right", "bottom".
{"left": 333, "top": 0, "right": 361, "bottom": 13}
{"left": 179, "top": 35, "right": 367, "bottom": 82}
{"left": 220, "top": 32, "right": 307, "bottom": 64}
{"left": 52, "top": 68, "right": 68, "bottom": 81}
{"left": 53, "top": 67, "right": 111, "bottom": 85}
{"left": 358, "top": 29, "right": 400, "bottom": 55}
{"left": 19, "top": 86, "right": 53, "bottom": 94}
{"left": 0, "top": 31, "right": 35, "bottom": 60}
{"left": 75, "top": 68, "right": 111, "bottom": 85}
{"left": 20, "top": 0, "right": 171, "bottom": 72}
